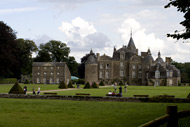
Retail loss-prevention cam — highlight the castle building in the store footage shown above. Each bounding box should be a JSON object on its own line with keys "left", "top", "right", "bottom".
{"left": 85, "top": 35, "right": 181, "bottom": 86}
{"left": 32, "top": 62, "right": 71, "bottom": 84}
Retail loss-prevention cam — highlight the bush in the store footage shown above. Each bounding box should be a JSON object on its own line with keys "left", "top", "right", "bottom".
{"left": 0, "top": 78, "right": 17, "bottom": 84}
{"left": 9, "top": 81, "right": 24, "bottom": 94}
{"left": 76, "top": 79, "right": 85, "bottom": 85}
{"left": 68, "top": 81, "right": 74, "bottom": 88}
{"left": 58, "top": 81, "right": 67, "bottom": 89}
{"left": 99, "top": 80, "right": 105, "bottom": 86}
{"left": 84, "top": 82, "right": 91, "bottom": 89}
{"left": 119, "top": 80, "right": 123, "bottom": 86}
{"left": 92, "top": 82, "right": 99, "bottom": 88}
{"left": 24, "top": 79, "right": 30, "bottom": 84}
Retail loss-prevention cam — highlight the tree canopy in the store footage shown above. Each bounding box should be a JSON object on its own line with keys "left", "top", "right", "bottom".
{"left": 0, "top": 21, "right": 19, "bottom": 78}
{"left": 165, "top": 0, "right": 190, "bottom": 41}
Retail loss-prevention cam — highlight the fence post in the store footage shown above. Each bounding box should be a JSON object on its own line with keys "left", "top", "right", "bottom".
{"left": 166, "top": 106, "right": 178, "bottom": 127}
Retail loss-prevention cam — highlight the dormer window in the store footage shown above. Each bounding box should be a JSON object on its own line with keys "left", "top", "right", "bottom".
{"left": 120, "top": 51, "right": 125, "bottom": 60}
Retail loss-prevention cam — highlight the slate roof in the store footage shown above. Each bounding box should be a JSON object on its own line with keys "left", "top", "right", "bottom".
{"left": 33, "top": 62, "right": 65, "bottom": 66}
{"left": 85, "top": 55, "right": 97, "bottom": 64}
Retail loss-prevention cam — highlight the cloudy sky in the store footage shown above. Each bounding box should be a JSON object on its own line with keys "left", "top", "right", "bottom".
{"left": 1, "top": 0, "right": 190, "bottom": 62}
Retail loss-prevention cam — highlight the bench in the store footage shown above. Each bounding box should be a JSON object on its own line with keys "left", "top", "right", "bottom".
{"left": 76, "top": 93, "right": 90, "bottom": 96}
{"left": 133, "top": 95, "right": 149, "bottom": 98}
{"left": 44, "top": 92, "right": 57, "bottom": 95}
{"left": 158, "top": 95, "right": 175, "bottom": 98}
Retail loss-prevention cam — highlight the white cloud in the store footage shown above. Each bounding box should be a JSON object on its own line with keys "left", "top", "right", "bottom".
{"left": 118, "top": 18, "right": 190, "bottom": 62}
{"left": 59, "top": 17, "right": 112, "bottom": 62}
{"left": 0, "top": 7, "right": 38, "bottom": 15}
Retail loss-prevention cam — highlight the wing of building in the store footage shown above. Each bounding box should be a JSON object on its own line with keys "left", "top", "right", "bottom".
{"left": 85, "top": 36, "right": 181, "bottom": 86}
{"left": 32, "top": 62, "right": 71, "bottom": 84}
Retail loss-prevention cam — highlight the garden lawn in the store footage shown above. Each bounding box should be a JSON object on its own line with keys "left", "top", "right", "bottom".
{"left": 0, "top": 84, "right": 60, "bottom": 93}
{"left": 0, "top": 98, "right": 190, "bottom": 127}
{"left": 56, "top": 86, "right": 190, "bottom": 98}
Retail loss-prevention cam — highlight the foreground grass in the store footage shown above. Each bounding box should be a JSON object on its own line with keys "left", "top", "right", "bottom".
{"left": 0, "top": 98, "right": 189, "bottom": 127}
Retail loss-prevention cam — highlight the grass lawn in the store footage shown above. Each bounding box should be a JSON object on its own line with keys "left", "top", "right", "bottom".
{"left": 0, "top": 84, "right": 190, "bottom": 98}
{"left": 0, "top": 98, "right": 190, "bottom": 127}
{"left": 56, "top": 86, "right": 190, "bottom": 98}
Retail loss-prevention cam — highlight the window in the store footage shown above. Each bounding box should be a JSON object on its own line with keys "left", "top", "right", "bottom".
{"left": 106, "top": 64, "right": 109, "bottom": 69}
{"left": 105, "top": 71, "right": 109, "bottom": 79}
{"left": 99, "top": 71, "right": 103, "bottom": 78}
{"left": 169, "top": 79, "right": 173, "bottom": 85}
{"left": 43, "top": 78, "right": 46, "bottom": 83}
{"left": 120, "top": 70, "right": 124, "bottom": 77}
{"left": 37, "top": 78, "right": 40, "bottom": 83}
{"left": 138, "top": 71, "right": 142, "bottom": 78}
{"left": 120, "top": 62, "right": 124, "bottom": 67}
{"left": 57, "top": 67, "right": 59, "bottom": 69}
{"left": 138, "top": 65, "right": 142, "bottom": 69}
{"left": 57, "top": 72, "right": 60, "bottom": 75}
{"left": 44, "top": 67, "right": 46, "bottom": 69}
{"left": 132, "top": 65, "right": 136, "bottom": 69}
{"left": 51, "top": 72, "right": 53, "bottom": 75}
{"left": 120, "top": 54, "right": 124, "bottom": 59}
{"left": 38, "top": 67, "right": 40, "bottom": 69}
{"left": 170, "top": 70, "right": 173, "bottom": 77}
{"left": 100, "top": 64, "right": 103, "bottom": 69}
{"left": 44, "top": 72, "right": 46, "bottom": 75}
{"left": 50, "top": 78, "right": 53, "bottom": 84}
{"left": 166, "top": 70, "right": 169, "bottom": 77}
{"left": 51, "top": 67, "right": 53, "bottom": 69}
{"left": 37, "top": 72, "right": 40, "bottom": 75}
{"left": 56, "top": 78, "right": 59, "bottom": 83}
{"left": 155, "top": 70, "right": 160, "bottom": 79}
{"left": 132, "top": 71, "right": 136, "bottom": 78}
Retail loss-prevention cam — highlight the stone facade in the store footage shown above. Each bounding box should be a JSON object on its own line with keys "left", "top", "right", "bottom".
{"left": 32, "top": 62, "right": 71, "bottom": 84}
{"left": 85, "top": 36, "right": 181, "bottom": 86}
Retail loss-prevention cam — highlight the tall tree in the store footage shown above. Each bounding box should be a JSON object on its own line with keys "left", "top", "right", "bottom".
{"left": 16, "top": 38, "right": 38, "bottom": 75}
{"left": 0, "top": 21, "right": 19, "bottom": 78}
{"left": 33, "top": 49, "right": 51, "bottom": 62}
{"left": 67, "top": 56, "right": 79, "bottom": 77}
{"left": 165, "top": 0, "right": 190, "bottom": 41}
{"left": 39, "top": 40, "right": 70, "bottom": 62}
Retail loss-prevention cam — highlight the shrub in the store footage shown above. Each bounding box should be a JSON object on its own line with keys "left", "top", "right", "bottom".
{"left": 99, "top": 80, "right": 105, "bottom": 86}
{"left": 76, "top": 79, "right": 85, "bottom": 85}
{"left": 119, "top": 80, "right": 123, "bottom": 86}
{"left": 68, "top": 81, "right": 74, "bottom": 88}
{"left": 9, "top": 81, "right": 24, "bottom": 94}
{"left": 84, "top": 82, "right": 91, "bottom": 89}
{"left": 92, "top": 82, "right": 99, "bottom": 88}
{"left": 24, "top": 79, "right": 30, "bottom": 84}
{"left": 58, "top": 81, "right": 67, "bottom": 89}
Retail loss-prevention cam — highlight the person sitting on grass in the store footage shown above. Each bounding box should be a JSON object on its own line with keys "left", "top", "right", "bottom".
{"left": 108, "top": 91, "right": 112, "bottom": 95}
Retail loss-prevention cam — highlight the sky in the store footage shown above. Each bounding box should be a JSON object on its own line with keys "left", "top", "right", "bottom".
{"left": 1, "top": 0, "right": 190, "bottom": 63}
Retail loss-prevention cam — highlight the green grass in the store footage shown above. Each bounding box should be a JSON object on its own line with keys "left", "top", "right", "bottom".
{"left": 1, "top": 85, "right": 190, "bottom": 98}
{"left": 0, "top": 98, "right": 189, "bottom": 127}
{"left": 56, "top": 86, "right": 190, "bottom": 98}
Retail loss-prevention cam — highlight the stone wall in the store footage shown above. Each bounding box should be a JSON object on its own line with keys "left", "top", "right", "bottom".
{"left": 0, "top": 94, "right": 189, "bottom": 103}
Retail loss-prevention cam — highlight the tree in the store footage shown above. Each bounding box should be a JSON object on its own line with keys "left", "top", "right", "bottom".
{"left": 39, "top": 40, "right": 70, "bottom": 62}
{"left": 16, "top": 38, "right": 38, "bottom": 75}
{"left": 78, "top": 51, "right": 96, "bottom": 78}
{"left": 33, "top": 49, "right": 51, "bottom": 62}
{"left": 0, "top": 21, "right": 19, "bottom": 78}
{"left": 165, "top": 0, "right": 190, "bottom": 41}
{"left": 66, "top": 56, "right": 79, "bottom": 77}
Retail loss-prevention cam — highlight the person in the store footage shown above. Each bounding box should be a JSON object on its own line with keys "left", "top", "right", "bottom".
{"left": 23, "top": 86, "right": 27, "bottom": 94}
{"left": 119, "top": 85, "right": 122, "bottom": 97}
{"left": 37, "top": 86, "right": 40, "bottom": 95}
{"left": 124, "top": 84, "right": 128, "bottom": 93}
{"left": 33, "top": 86, "right": 36, "bottom": 95}
{"left": 108, "top": 91, "right": 112, "bottom": 95}
{"left": 114, "top": 83, "right": 117, "bottom": 92}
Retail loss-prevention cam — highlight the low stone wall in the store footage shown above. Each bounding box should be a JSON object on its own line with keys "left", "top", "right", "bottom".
{"left": 0, "top": 94, "right": 189, "bottom": 103}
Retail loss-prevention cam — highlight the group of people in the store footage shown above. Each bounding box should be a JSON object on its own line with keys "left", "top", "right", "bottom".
{"left": 23, "top": 85, "right": 40, "bottom": 95}
{"left": 108, "top": 83, "right": 128, "bottom": 97}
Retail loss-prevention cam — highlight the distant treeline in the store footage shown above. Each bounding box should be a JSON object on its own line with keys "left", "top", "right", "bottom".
{"left": 172, "top": 62, "right": 190, "bottom": 83}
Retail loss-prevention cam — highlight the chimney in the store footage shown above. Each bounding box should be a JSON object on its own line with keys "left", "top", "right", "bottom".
{"left": 166, "top": 57, "right": 172, "bottom": 65}
{"left": 96, "top": 53, "right": 100, "bottom": 60}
